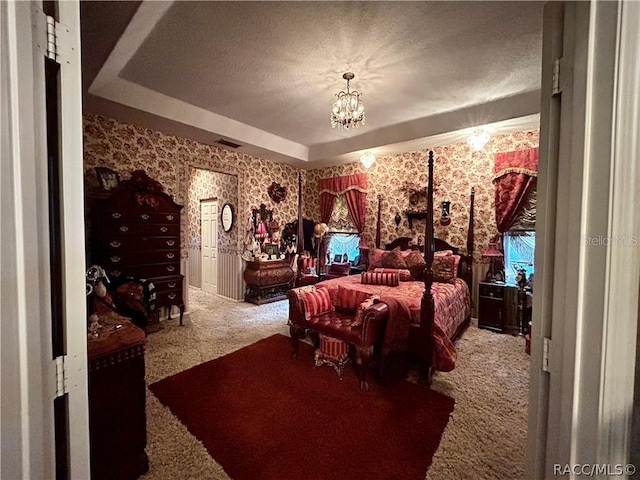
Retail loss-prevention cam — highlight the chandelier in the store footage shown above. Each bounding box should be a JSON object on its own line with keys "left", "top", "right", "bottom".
{"left": 331, "top": 72, "right": 365, "bottom": 130}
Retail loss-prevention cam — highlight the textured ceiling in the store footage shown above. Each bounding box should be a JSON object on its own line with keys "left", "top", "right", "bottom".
{"left": 82, "top": 1, "right": 544, "bottom": 167}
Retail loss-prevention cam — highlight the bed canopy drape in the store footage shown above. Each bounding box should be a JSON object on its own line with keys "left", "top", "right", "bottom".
{"left": 493, "top": 147, "right": 539, "bottom": 232}
{"left": 318, "top": 173, "right": 368, "bottom": 233}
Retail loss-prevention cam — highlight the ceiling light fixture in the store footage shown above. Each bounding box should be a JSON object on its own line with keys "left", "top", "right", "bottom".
{"left": 359, "top": 151, "right": 376, "bottom": 168}
{"left": 467, "top": 128, "right": 490, "bottom": 151}
{"left": 331, "top": 72, "right": 365, "bottom": 130}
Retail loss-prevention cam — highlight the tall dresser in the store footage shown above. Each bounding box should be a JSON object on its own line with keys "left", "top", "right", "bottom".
{"left": 91, "top": 180, "right": 185, "bottom": 325}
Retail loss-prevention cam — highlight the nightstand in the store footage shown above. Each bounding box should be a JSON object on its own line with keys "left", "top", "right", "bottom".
{"left": 478, "top": 282, "right": 506, "bottom": 332}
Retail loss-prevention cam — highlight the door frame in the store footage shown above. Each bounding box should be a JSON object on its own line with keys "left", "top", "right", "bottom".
{"left": 1, "top": 1, "right": 89, "bottom": 478}
{"left": 528, "top": 1, "right": 640, "bottom": 476}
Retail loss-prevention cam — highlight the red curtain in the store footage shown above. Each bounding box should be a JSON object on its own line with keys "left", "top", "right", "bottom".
{"left": 317, "top": 173, "right": 367, "bottom": 232}
{"left": 493, "top": 148, "right": 539, "bottom": 232}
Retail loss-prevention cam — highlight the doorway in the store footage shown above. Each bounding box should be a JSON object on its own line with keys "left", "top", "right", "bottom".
{"left": 201, "top": 199, "right": 218, "bottom": 294}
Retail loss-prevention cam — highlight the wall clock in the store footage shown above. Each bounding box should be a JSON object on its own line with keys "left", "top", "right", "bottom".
{"left": 221, "top": 203, "right": 234, "bottom": 232}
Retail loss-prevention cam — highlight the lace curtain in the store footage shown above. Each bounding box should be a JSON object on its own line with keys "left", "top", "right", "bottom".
{"left": 318, "top": 173, "right": 367, "bottom": 233}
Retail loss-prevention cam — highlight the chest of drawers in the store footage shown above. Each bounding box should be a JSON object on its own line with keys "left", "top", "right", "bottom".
{"left": 91, "top": 187, "right": 185, "bottom": 325}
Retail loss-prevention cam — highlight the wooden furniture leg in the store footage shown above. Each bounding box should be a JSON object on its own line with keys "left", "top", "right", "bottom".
{"left": 289, "top": 324, "right": 304, "bottom": 359}
{"left": 354, "top": 345, "right": 374, "bottom": 392}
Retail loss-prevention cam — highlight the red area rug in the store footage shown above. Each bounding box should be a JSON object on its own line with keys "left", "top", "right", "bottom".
{"left": 149, "top": 334, "right": 455, "bottom": 480}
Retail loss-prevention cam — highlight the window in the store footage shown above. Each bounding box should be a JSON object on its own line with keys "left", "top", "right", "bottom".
{"left": 327, "top": 195, "right": 360, "bottom": 262}
{"left": 503, "top": 231, "right": 535, "bottom": 286}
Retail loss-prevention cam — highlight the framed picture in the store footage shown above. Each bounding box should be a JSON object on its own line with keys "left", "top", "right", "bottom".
{"left": 95, "top": 167, "right": 120, "bottom": 191}
{"left": 264, "top": 243, "right": 280, "bottom": 259}
{"left": 333, "top": 254, "right": 343, "bottom": 263}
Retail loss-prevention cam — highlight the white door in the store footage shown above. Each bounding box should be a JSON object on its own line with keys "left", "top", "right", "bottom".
{"left": 2, "top": 1, "right": 89, "bottom": 478}
{"left": 201, "top": 200, "right": 218, "bottom": 294}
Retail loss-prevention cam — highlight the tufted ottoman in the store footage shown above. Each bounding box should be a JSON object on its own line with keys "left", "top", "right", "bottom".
{"left": 314, "top": 334, "right": 350, "bottom": 379}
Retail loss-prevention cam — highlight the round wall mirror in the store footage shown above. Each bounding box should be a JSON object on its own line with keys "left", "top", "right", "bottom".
{"left": 221, "top": 203, "right": 234, "bottom": 232}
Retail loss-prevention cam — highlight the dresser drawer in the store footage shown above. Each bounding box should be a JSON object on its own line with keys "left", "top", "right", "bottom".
{"left": 99, "top": 223, "right": 180, "bottom": 237}
{"left": 98, "top": 236, "right": 178, "bottom": 251}
{"left": 150, "top": 275, "right": 184, "bottom": 293}
{"left": 101, "top": 210, "right": 179, "bottom": 224}
{"left": 102, "top": 249, "right": 179, "bottom": 267}
{"left": 108, "top": 262, "right": 180, "bottom": 280}
{"left": 155, "top": 289, "right": 183, "bottom": 305}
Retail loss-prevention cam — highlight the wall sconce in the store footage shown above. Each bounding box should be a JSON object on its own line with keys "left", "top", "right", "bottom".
{"left": 360, "top": 151, "right": 376, "bottom": 169}
{"left": 440, "top": 201, "right": 451, "bottom": 226}
{"left": 394, "top": 212, "right": 401, "bottom": 228}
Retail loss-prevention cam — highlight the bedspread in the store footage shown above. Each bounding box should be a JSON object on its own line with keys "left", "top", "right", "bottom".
{"left": 317, "top": 275, "right": 471, "bottom": 369}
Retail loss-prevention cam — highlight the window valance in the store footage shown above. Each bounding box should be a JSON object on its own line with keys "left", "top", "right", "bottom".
{"left": 318, "top": 173, "right": 367, "bottom": 233}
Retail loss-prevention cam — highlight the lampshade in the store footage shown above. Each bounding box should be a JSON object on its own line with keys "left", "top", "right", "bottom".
{"left": 467, "top": 129, "right": 490, "bottom": 151}
{"left": 331, "top": 72, "right": 365, "bottom": 130}
{"left": 256, "top": 221, "right": 268, "bottom": 236}
{"left": 359, "top": 151, "right": 376, "bottom": 168}
{"left": 482, "top": 242, "right": 503, "bottom": 257}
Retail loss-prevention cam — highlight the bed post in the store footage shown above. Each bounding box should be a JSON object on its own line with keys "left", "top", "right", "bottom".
{"left": 419, "top": 150, "right": 435, "bottom": 383}
{"left": 375, "top": 195, "right": 382, "bottom": 249}
{"left": 296, "top": 172, "right": 304, "bottom": 253}
{"left": 466, "top": 187, "right": 475, "bottom": 289}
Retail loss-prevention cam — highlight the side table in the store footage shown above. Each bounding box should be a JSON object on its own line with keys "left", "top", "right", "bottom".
{"left": 88, "top": 318, "right": 148, "bottom": 480}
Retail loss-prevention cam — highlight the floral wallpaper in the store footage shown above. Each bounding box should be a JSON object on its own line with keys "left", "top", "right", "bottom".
{"left": 187, "top": 167, "right": 238, "bottom": 254}
{"left": 305, "top": 130, "right": 539, "bottom": 262}
{"left": 83, "top": 114, "right": 301, "bottom": 258}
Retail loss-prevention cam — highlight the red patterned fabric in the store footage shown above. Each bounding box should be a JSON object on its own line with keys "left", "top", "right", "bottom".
{"left": 451, "top": 254, "right": 461, "bottom": 278}
{"left": 299, "top": 286, "right": 335, "bottom": 320}
{"left": 432, "top": 323, "right": 457, "bottom": 372}
{"left": 432, "top": 255, "right": 456, "bottom": 284}
{"left": 375, "top": 296, "right": 412, "bottom": 355}
{"left": 374, "top": 268, "right": 412, "bottom": 282}
{"left": 317, "top": 275, "right": 471, "bottom": 371}
{"left": 317, "top": 334, "right": 349, "bottom": 361}
{"left": 361, "top": 271, "right": 400, "bottom": 287}
{"left": 367, "top": 248, "right": 388, "bottom": 270}
{"left": 318, "top": 173, "right": 367, "bottom": 231}
{"left": 380, "top": 247, "right": 408, "bottom": 269}
{"left": 494, "top": 148, "right": 538, "bottom": 232}
{"left": 335, "top": 285, "right": 373, "bottom": 311}
{"left": 351, "top": 296, "right": 380, "bottom": 327}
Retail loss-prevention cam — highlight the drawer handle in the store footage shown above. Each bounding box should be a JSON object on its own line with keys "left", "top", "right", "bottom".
{"left": 166, "top": 240, "right": 175, "bottom": 246}
{"left": 111, "top": 212, "right": 121, "bottom": 219}
{"left": 119, "top": 226, "right": 129, "bottom": 232}
{"left": 110, "top": 240, "right": 121, "bottom": 248}
{"left": 166, "top": 215, "right": 174, "bottom": 221}
{"left": 160, "top": 226, "right": 168, "bottom": 233}
{"left": 167, "top": 282, "right": 177, "bottom": 288}
{"left": 111, "top": 270, "right": 121, "bottom": 277}
{"left": 168, "top": 293, "right": 176, "bottom": 300}
{"left": 166, "top": 252, "right": 175, "bottom": 259}
{"left": 110, "top": 256, "right": 121, "bottom": 263}
{"left": 141, "top": 214, "right": 150, "bottom": 220}
{"left": 167, "top": 265, "right": 175, "bottom": 272}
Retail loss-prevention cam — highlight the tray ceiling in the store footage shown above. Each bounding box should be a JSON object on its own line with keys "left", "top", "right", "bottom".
{"left": 82, "top": 1, "right": 544, "bottom": 168}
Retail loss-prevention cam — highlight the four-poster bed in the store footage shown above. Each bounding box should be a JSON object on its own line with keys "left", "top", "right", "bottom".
{"left": 289, "top": 150, "right": 475, "bottom": 384}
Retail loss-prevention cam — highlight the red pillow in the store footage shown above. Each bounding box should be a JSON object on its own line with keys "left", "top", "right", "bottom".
{"left": 380, "top": 247, "right": 408, "bottom": 269}
{"left": 451, "top": 254, "right": 461, "bottom": 278}
{"left": 432, "top": 255, "right": 456, "bottom": 284}
{"left": 361, "top": 271, "right": 400, "bottom": 286}
{"left": 335, "top": 285, "right": 374, "bottom": 311}
{"left": 373, "top": 268, "right": 412, "bottom": 281}
{"left": 367, "top": 248, "right": 388, "bottom": 270}
{"left": 300, "top": 286, "right": 335, "bottom": 320}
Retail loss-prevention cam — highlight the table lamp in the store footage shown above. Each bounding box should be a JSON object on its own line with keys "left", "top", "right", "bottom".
{"left": 482, "top": 242, "right": 504, "bottom": 282}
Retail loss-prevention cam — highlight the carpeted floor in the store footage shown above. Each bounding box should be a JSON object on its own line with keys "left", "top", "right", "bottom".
{"left": 142, "top": 287, "right": 530, "bottom": 480}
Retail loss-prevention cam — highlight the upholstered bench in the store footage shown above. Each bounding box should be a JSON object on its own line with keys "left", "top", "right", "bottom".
{"left": 287, "top": 285, "right": 389, "bottom": 391}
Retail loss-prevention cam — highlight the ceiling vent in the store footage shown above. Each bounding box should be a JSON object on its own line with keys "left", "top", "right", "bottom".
{"left": 215, "top": 139, "right": 242, "bottom": 149}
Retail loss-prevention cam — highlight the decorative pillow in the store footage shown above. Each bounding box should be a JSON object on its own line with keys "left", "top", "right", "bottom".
{"left": 404, "top": 251, "right": 426, "bottom": 280}
{"left": 380, "top": 247, "right": 408, "bottom": 269}
{"left": 351, "top": 295, "right": 380, "bottom": 327}
{"left": 451, "top": 254, "right": 461, "bottom": 278}
{"left": 361, "top": 271, "right": 400, "bottom": 286}
{"left": 299, "top": 286, "right": 335, "bottom": 320}
{"left": 373, "top": 268, "right": 412, "bottom": 282}
{"left": 435, "top": 249, "right": 453, "bottom": 257}
{"left": 432, "top": 255, "right": 456, "bottom": 283}
{"left": 367, "top": 248, "right": 388, "bottom": 270}
{"left": 335, "top": 285, "right": 373, "bottom": 311}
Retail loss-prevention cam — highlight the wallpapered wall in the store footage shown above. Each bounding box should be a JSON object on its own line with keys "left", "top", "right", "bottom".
{"left": 187, "top": 167, "right": 238, "bottom": 254}
{"left": 83, "top": 114, "right": 301, "bottom": 257}
{"left": 305, "top": 130, "right": 539, "bottom": 262}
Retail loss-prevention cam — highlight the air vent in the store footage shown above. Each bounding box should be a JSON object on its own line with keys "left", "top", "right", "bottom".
{"left": 215, "top": 139, "right": 242, "bottom": 149}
